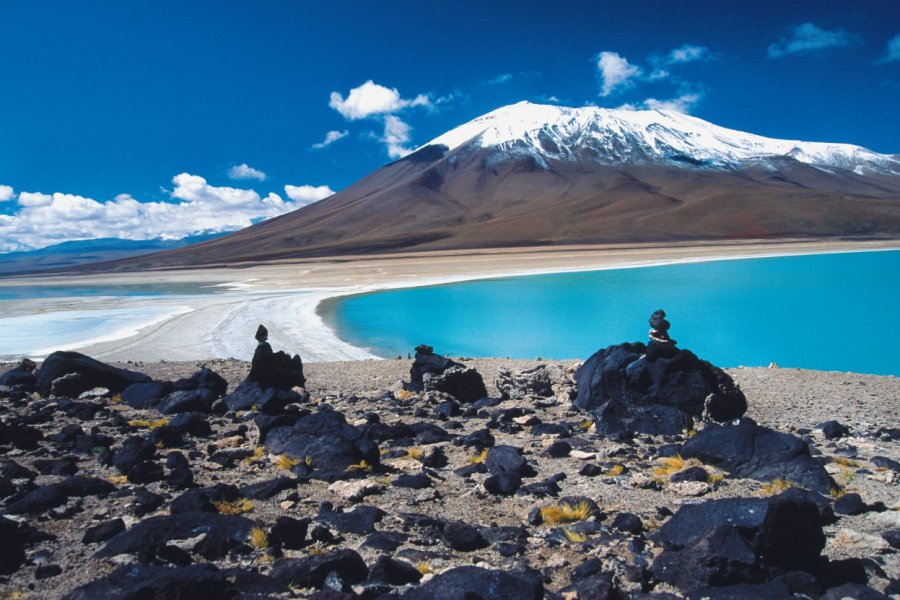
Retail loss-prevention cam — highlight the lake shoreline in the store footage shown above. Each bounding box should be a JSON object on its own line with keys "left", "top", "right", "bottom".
{"left": 1, "top": 238, "right": 897, "bottom": 364}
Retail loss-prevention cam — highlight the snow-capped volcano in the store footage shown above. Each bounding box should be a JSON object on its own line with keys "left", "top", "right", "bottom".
{"left": 423, "top": 101, "right": 900, "bottom": 176}
{"left": 104, "top": 102, "right": 900, "bottom": 270}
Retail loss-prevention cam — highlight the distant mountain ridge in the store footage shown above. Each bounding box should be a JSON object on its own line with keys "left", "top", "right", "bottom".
{"left": 77, "top": 102, "right": 900, "bottom": 270}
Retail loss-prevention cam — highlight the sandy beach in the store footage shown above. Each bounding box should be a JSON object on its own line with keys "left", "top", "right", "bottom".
{"left": 1, "top": 238, "right": 897, "bottom": 363}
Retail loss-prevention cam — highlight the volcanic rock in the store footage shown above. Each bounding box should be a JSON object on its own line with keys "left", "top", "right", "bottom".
{"left": 495, "top": 365, "right": 554, "bottom": 399}
{"left": 35, "top": 351, "right": 150, "bottom": 396}
{"left": 410, "top": 345, "right": 487, "bottom": 403}
{"left": 680, "top": 418, "right": 833, "bottom": 493}
{"left": 0, "top": 358, "right": 36, "bottom": 391}
{"left": 247, "top": 324, "right": 306, "bottom": 390}
{"left": 63, "top": 563, "right": 234, "bottom": 600}
{"left": 4, "top": 476, "right": 114, "bottom": 515}
{"left": 403, "top": 566, "right": 544, "bottom": 600}
{"left": 120, "top": 380, "right": 173, "bottom": 409}
{"left": 269, "top": 549, "right": 368, "bottom": 589}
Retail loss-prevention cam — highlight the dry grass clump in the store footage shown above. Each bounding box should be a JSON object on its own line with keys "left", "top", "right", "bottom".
{"left": 468, "top": 449, "right": 488, "bottom": 464}
{"left": 274, "top": 454, "right": 300, "bottom": 470}
{"left": 832, "top": 456, "right": 860, "bottom": 468}
{"left": 243, "top": 447, "right": 265, "bottom": 465}
{"left": 213, "top": 497, "right": 254, "bottom": 515}
{"left": 604, "top": 464, "right": 625, "bottom": 477}
{"left": 653, "top": 454, "right": 700, "bottom": 478}
{"left": 249, "top": 527, "right": 269, "bottom": 550}
{"left": 541, "top": 500, "right": 594, "bottom": 525}
{"left": 347, "top": 459, "right": 373, "bottom": 473}
{"left": 563, "top": 529, "right": 588, "bottom": 543}
{"left": 127, "top": 418, "right": 169, "bottom": 430}
{"left": 759, "top": 478, "right": 793, "bottom": 496}
{"left": 106, "top": 474, "right": 129, "bottom": 486}
{"left": 415, "top": 562, "right": 433, "bottom": 575}
{"left": 404, "top": 448, "right": 423, "bottom": 461}
{"left": 578, "top": 419, "right": 593, "bottom": 432}
{"left": 829, "top": 486, "right": 846, "bottom": 499}
{"left": 396, "top": 389, "right": 414, "bottom": 401}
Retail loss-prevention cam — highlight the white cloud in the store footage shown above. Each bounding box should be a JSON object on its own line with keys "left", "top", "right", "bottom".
{"left": 878, "top": 33, "right": 900, "bottom": 63}
{"left": 0, "top": 174, "right": 333, "bottom": 252}
{"left": 0, "top": 185, "right": 14, "bottom": 202}
{"left": 486, "top": 73, "right": 513, "bottom": 85}
{"left": 311, "top": 130, "right": 349, "bottom": 149}
{"left": 667, "top": 44, "right": 709, "bottom": 64}
{"left": 227, "top": 163, "right": 267, "bottom": 181}
{"left": 283, "top": 184, "right": 335, "bottom": 206}
{"left": 382, "top": 116, "right": 413, "bottom": 159}
{"left": 329, "top": 80, "right": 430, "bottom": 120}
{"left": 624, "top": 93, "right": 703, "bottom": 114}
{"left": 596, "top": 51, "right": 643, "bottom": 96}
{"left": 768, "top": 23, "right": 860, "bottom": 58}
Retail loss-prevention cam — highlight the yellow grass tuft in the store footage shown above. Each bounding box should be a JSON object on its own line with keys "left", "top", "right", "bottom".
{"left": 829, "top": 486, "right": 846, "bottom": 499}
{"left": 213, "top": 498, "right": 254, "bottom": 515}
{"left": 832, "top": 456, "right": 859, "bottom": 468}
{"left": 307, "top": 546, "right": 325, "bottom": 556}
{"left": 274, "top": 454, "right": 300, "bottom": 470}
{"left": 468, "top": 449, "right": 489, "bottom": 464}
{"left": 243, "top": 447, "right": 265, "bottom": 465}
{"left": 249, "top": 526, "right": 269, "bottom": 550}
{"left": 653, "top": 454, "right": 697, "bottom": 477}
{"left": 709, "top": 472, "right": 725, "bottom": 485}
{"left": 405, "top": 447, "right": 423, "bottom": 461}
{"left": 579, "top": 419, "right": 594, "bottom": 432}
{"left": 684, "top": 427, "right": 698, "bottom": 438}
{"left": 760, "top": 479, "right": 793, "bottom": 496}
{"left": 128, "top": 418, "right": 169, "bottom": 430}
{"left": 563, "top": 529, "right": 588, "bottom": 543}
{"left": 541, "top": 500, "right": 594, "bottom": 525}
{"left": 110, "top": 393, "right": 122, "bottom": 405}
{"left": 415, "top": 562, "right": 433, "bottom": 575}
{"left": 107, "top": 474, "right": 129, "bottom": 486}
{"left": 372, "top": 475, "right": 392, "bottom": 485}
{"left": 347, "top": 459, "right": 373, "bottom": 473}
{"left": 396, "top": 389, "right": 414, "bottom": 401}
{"left": 604, "top": 464, "right": 624, "bottom": 477}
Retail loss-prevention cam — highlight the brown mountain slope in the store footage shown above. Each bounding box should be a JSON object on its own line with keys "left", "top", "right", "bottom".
{"left": 101, "top": 144, "right": 900, "bottom": 271}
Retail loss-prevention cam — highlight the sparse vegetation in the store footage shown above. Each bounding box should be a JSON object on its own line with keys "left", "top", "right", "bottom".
{"left": 709, "top": 472, "right": 725, "bottom": 485}
{"left": 541, "top": 500, "right": 594, "bottom": 525}
{"left": 274, "top": 454, "right": 300, "bottom": 470}
{"left": 832, "top": 456, "right": 860, "bottom": 468}
{"left": 579, "top": 419, "right": 593, "bottom": 432}
{"left": 563, "top": 529, "right": 588, "bottom": 543}
{"left": 415, "top": 562, "right": 433, "bottom": 575}
{"left": 249, "top": 526, "right": 269, "bottom": 550}
{"left": 404, "top": 447, "right": 423, "bottom": 461}
{"left": 213, "top": 498, "right": 254, "bottom": 515}
{"left": 604, "top": 464, "right": 624, "bottom": 477}
{"left": 347, "top": 459, "right": 373, "bottom": 473}
{"left": 107, "top": 474, "right": 129, "bottom": 486}
{"left": 243, "top": 447, "right": 265, "bottom": 464}
{"left": 829, "top": 486, "right": 846, "bottom": 499}
{"left": 760, "top": 478, "right": 793, "bottom": 495}
{"left": 653, "top": 454, "right": 697, "bottom": 477}
{"left": 468, "top": 449, "right": 488, "bottom": 464}
{"left": 128, "top": 418, "right": 169, "bottom": 430}
{"left": 110, "top": 393, "right": 122, "bottom": 405}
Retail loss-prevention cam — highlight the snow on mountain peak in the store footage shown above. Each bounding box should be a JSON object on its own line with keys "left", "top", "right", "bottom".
{"left": 422, "top": 101, "right": 900, "bottom": 175}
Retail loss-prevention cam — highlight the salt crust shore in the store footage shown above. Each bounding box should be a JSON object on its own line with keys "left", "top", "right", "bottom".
{"left": 0, "top": 239, "right": 897, "bottom": 363}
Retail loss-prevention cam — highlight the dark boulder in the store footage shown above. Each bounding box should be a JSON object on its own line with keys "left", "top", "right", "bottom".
{"left": 35, "top": 351, "right": 150, "bottom": 397}
{"left": 591, "top": 400, "right": 693, "bottom": 436}
{"left": 4, "top": 476, "right": 114, "bottom": 515}
{"left": 483, "top": 472, "right": 522, "bottom": 496}
{"left": 573, "top": 326, "right": 746, "bottom": 434}
{"left": 485, "top": 445, "right": 536, "bottom": 478}
{"left": 317, "top": 505, "right": 386, "bottom": 535}
{"left": 263, "top": 406, "right": 379, "bottom": 482}
{"left": 247, "top": 329, "right": 305, "bottom": 391}
{"left": 120, "top": 380, "right": 173, "bottom": 409}
{"left": 240, "top": 476, "right": 297, "bottom": 500}
{"left": 368, "top": 555, "right": 422, "bottom": 585}
{"left": 173, "top": 366, "right": 228, "bottom": 396}
{"left": 0, "top": 358, "right": 37, "bottom": 391}
{"left": 403, "top": 566, "right": 544, "bottom": 600}
{"left": 409, "top": 345, "right": 487, "bottom": 403}
{"left": 820, "top": 420, "right": 850, "bottom": 440}
{"left": 112, "top": 436, "right": 157, "bottom": 475}
{"left": 170, "top": 484, "right": 239, "bottom": 514}
{"left": 680, "top": 419, "right": 833, "bottom": 493}
{"left": 62, "top": 563, "right": 232, "bottom": 600}
{"left": 443, "top": 521, "right": 489, "bottom": 552}
{"left": 409, "top": 344, "right": 457, "bottom": 385}
{"left": 223, "top": 380, "right": 304, "bottom": 414}
{"left": 0, "top": 515, "right": 50, "bottom": 575}
{"left": 96, "top": 512, "right": 254, "bottom": 561}
{"left": 166, "top": 412, "right": 212, "bottom": 437}
{"left": 269, "top": 549, "right": 368, "bottom": 589}
{"left": 82, "top": 518, "right": 126, "bottom": 544}
{"left": 651, "top": 490, "right": 826, "bottom": 590}
{"left": 157, "top": 388, "right": 217, "bottom": 414}
{"left": 271, "top": 516, "right": 310, "bottom": 550}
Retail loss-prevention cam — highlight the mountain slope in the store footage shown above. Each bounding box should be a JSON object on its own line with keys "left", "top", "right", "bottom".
{"left": 103, "top": 102, "right": 900, "bottom": 270}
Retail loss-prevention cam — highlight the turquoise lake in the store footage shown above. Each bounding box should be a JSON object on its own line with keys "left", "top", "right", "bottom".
{"left": 323, "top": 250, "right": 899, "bottom": 376}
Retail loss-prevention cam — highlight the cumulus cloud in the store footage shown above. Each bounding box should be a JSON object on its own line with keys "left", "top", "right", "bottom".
{"left": 0, "top": 174, "right": 332, "bottom": 252}
{"left": 0, "top": 185, "right": 14, "bottom": 202}
{"left": 877, "top": 33, "right": 900, "bottom": 63}
{"left": 311, "top": 130, "right": 349, "bottom": 149}
{"left": 382, "top": 116, "right": 413, "bottom": 159}
{"left": 329, "top": 80, "right": 430, "bottom": 120}
{"left": 227, "top": 163, "right": 267, "bottom": 181}
{"left": 283, "top": 184, "right": 335, "bottom": 206}
{"left": 596, "top": 51, "right": 643, "bottom": 96}
{"left": 767, "top": 23, "right": 861, "bottom": 58}
{"left": 666, "top": 44, "right": 710, "bottom": 64}
{"left": 486, "top": 73, "right": 513, "bottom": 85}
{"left": 621, "top": 92, "right": 703, "bottom": 114}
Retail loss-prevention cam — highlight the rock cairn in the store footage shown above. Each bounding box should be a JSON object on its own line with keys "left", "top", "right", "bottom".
{"left": 648, "top": 309, "right": 676, "bottom": 346}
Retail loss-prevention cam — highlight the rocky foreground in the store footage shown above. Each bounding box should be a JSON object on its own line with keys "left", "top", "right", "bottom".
{"left": 0, "top": 324, "right": 898, "bottom": 599}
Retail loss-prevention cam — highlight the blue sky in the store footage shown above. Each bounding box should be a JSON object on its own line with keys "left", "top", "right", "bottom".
{"left": 1, "top": 0, "right": 898, "bottom": 252}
